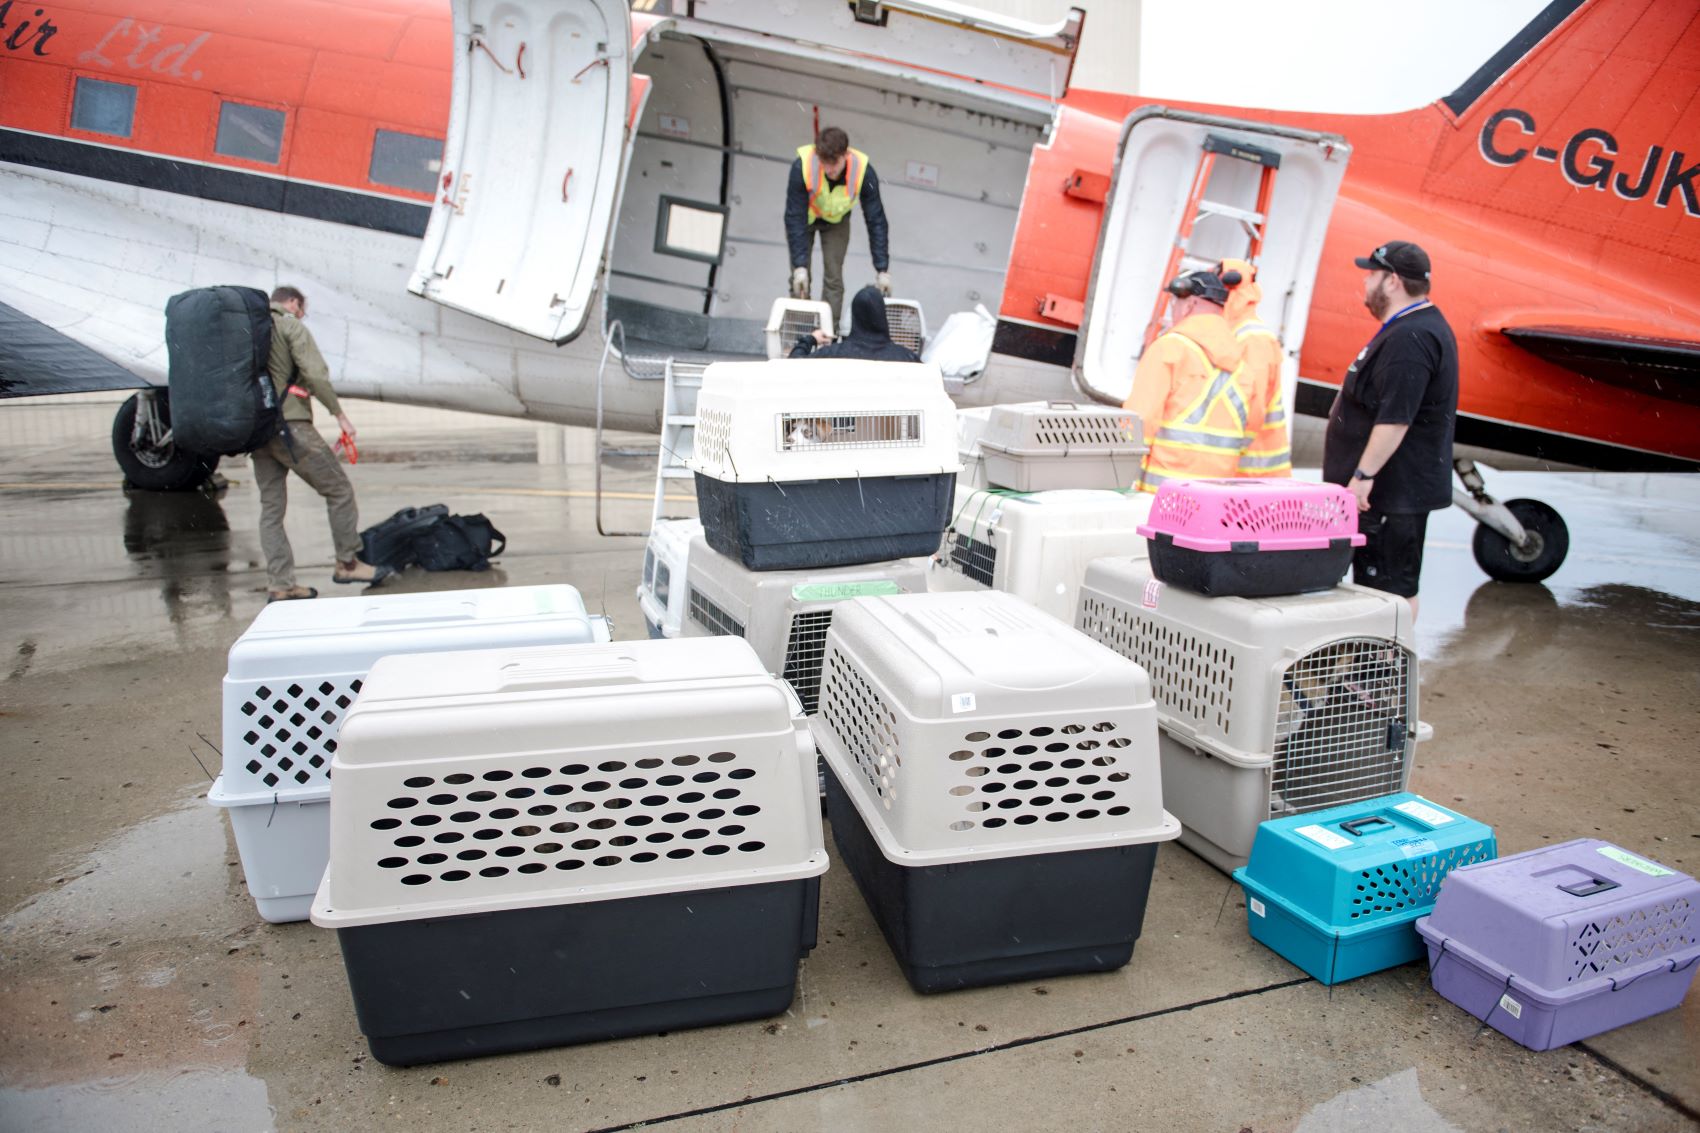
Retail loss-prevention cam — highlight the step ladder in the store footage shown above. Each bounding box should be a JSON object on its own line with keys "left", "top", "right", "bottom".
{"left": 594, "top": 321, "right": 709, "bottom": 537}
{"left": 1143, "top": 133, "right": 1282, "bottom": 348}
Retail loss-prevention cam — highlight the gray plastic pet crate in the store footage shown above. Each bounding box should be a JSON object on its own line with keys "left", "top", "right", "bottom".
{"left": 310, "top": 636, "right": 828, "bottom": 1065}
{"left": 678, "top": 535, "right": 927, "bottom": 713}
{"left": 976, "top": 401, "right": 1146, "bottom": 492}
{"left": 1075, "top": 556, "right": 1419, "bottom": 873}
{"left": 212, "top": 586, "right": 610, "bottom": 922}
{"left": 813, "top": 589, "right": 1179, "bottom": 992}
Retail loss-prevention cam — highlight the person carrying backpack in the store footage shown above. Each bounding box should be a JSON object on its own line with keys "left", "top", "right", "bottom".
{"left": 254, "top": 285, "right": 389, "bottom": 601}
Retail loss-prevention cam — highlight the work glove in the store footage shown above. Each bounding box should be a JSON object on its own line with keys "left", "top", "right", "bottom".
{"left": 790, "top": 267, "right": 810, "bottom": 299}
{"left": 875, "top": 271, "right": 892, "bottom": 296}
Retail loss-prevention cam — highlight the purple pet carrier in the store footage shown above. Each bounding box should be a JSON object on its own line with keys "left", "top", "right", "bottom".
{"left": 1137, "top": 479, "right": 1365, "bottom": 597}
{"left": 1415, "top": 839, "right": 1700, "bottom": 1050}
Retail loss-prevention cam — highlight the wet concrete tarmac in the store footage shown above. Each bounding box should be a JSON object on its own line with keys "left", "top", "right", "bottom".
{"left": 1, "top": 397, "right": 1697, "bottom": 1132}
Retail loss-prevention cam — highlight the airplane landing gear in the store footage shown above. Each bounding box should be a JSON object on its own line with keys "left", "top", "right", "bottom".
{"left": 1452, "top": 459, "right": 1569, "bottom": 583}
{"left": 112, "top": 390, "right": 218, "bottom": 492}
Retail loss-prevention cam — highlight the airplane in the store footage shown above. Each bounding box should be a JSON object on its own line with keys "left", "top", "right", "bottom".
{"left": 2, "top": 0, "right": 1695, "bottom": 588}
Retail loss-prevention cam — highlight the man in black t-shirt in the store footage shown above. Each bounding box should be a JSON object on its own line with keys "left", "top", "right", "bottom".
{"left": 1323, "top": 241, "right": 1458, "bottom": 621}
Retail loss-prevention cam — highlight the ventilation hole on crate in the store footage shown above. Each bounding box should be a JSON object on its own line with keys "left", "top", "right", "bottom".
{"left": 585, "top": 818, "right": 614, "bottom": 832}
{"left": 1034, "top": 762, "right": 1055, "bottom": 773}
{"left": 444, "top": 773, "right": 473, "bottom": 785}
{"left": 1061, "top": 793, "right": 1085, "bottom": 804}
{"left": 441, "top": 870, "right": 470, "bottom": 882}
{"left": 683, "top": 828, "right": 710, "bottom": 841}
{"left": 292, "top": 770, "right": 308, "bottom": 783}
{"left": 635, "top": 758, "right": 663, "bottom": 769}
{"left": 271, "top": 700, "right": 286, "bottom": 714}
{"left": 240, "top": 702, "right": 257, "bottom": 718}
{"left": 598, "top": 761, "right": 627, "bottom": 773}
{"left": 466, "top": 790, "right": 496, "bottom": 803}
{"left": 518, "top": 862, "right": 546, "bottom": 874}
{"left": 949, "top": 785, "right": 975, "bottom": 797}
{"left": 1093, "top": 721, "right": 1116, "bottom": 732}
{"left": 996, "top": 798, "right": 1019, "bottom": 810}
{"left": 278, "top": 757, "right": 295, "bottom": 772}
{"left": 309, "top": 755, "right": 325, "bottom": 769}
{"left": 1078, "top": 809, "right": 1101, "bottom": 819}
{"left": 708, "top": 752, "right": 736, "bottom": 763}
{"left": 570, "top": 839, "right": 599, "bottom": 851}
{"left": 262, "top": 773, "right": 279, "bottom": 787}
{"left": 583, "top": 781, "right": 611, "bottom": 794}
{"left": 1016, "top": 781, "right": 1039, "bottom": 792}
{"left": 378, "top": 857, "right": 407, "bottom": 869}
{"left": 544, "top": 784, "right": 572, "bottom": 796}
{"left": 427, "top": 794, "right": 457, "bottom": 806}
{"left": 1091, "top": 755, "right": 1117, "bottom": 766}
{"left": 561, "top": 763, "right": 589, "bottom": 776}
{"left": 605, "top": 798, "right": 633, "bottom": 811}
{"left": 528, "top": 805, "right": 556, "bottom": 817}
{"left": 245, "top": 760, "right": 263, "bottom": 775}
{"left": 689, "top": 771, "right": 717, "bottom": 785}
{"left": 1061, "top": 723, "right": 1084, "bottom": 735}
{"left": 1014, "top": 815, "right": 1038, "bottom": 825}
{"left": 1045, "top": 742, "right": 1069, "bottom": 754}
{"left": 565, "top": 801, "right": 593, "bottom": 813}
{"left": 949, "top": 750, "right": 974, "bottom": 762}
{"left": 505, "top": 787, "right": 535, "bottom": 799}
{"left": 703, "top": 845, "right": 731, "bottom": 856}
{"left": 667, "top": 848, "right": 693, "bottom": 860}
{"left": 965, "top": 767, "right": 988, "bottom": 779}
{"left": 673, "top": 755, "right": 700, "bottom": 766}
{"left": 625, "top": 814, "right": 653, "bottom": 827}
{"left": 1108, "top": 772, "right": 1130, "bottom": 782}
{"left": 950, "top": 820, "right": 976, "bottom": 831}
{"left": 646, "top": 832, "right": 673, "bottom": 844}
{"left": 483, "top": 770, "right": 512, "bottom": 782}
{"left": 981, "top": 747, "right": 1006, "bottom": 759}
{"left": 619, "top": 778, "right": 646, "bottom": 790}
{"left": 717, "top": 825, "right": 745, "bottom": 838}
{"left": 1107, "top": 806, "right": 1130, "bottom": 816}
{"left": 1077, "top": 773, "right": 1100, "bottom": 784}
{"left": 549, "top": 822, "right": 578, "bottom": 835}
{"left": 489, "top": 808, "right": 518, "bottom": 820}
{"left": 410, "top": 814, "right": 441, "bottom": 827}
{"left": 306, "top": 726, "right": 323, "bottom": 741}
{"left": 997, "top": 729, "right": 1022, "bottom": 740}
{"left": 558, "top": 860, "right": 585, "bottom": 871}
{"left": 700, "top": 808, "right": 725, "bottom": 820}
{"left": 711, "top": 788, "right": 741, "bottom": 801}
{"left": 983, "top": 818, "right": 1007, "bottom": 828}
{"left": 444, "top": 811, "right": 474, "bottom": 823}
{"left": 260, "top": 742, "right": 277, "bottom": 756}
{"left": 521, "top": 766, "right": 549, "bottom": 779}
{"left": 479, "top": 866, "right": 509, "bottom": 878}
{"left": 419, "top": 853, "right": 447, "bottom": 865}
{"left": 402, "top": 874, "right": 429, "bottom": 886}
{"left": 456, "top": 849, "right": 486, "bottom": 861}
{"left": 728, "top": 768, "right": 755, "bottom": 780}
{"left": 432, "top": 832, "right": 462, "bottom": 844}
{"left": 387, "top": 797, "right": 418, "bottom": 810}
{"left": 965, "top": 731, "right": 990, "bottom": 742}
{"left": 631, "top": 852, "right": 659, "bottom": 864}
{"left": 335, "top": 695, "right": 352, "bottom": 709}
{"left": 982, "top": 782, "right": 1006, "bottom": 794}
{"left": 656, "top": 775, "right": 684, "bottom": 788}
{"left": 1077, "top": 740, "right": 1101, "bottom": 751}
{"left": 474, "top": 829, "right": 502, "bottom": 842}
{"left": 1108, "top": 738, "right": 1132, "bottom": 749}
{"left": 371, "top": 817, "right": 401, "bottom": 830}
{"left": 289, "top": 713, "right": 305, "bottom": 727}
{"left": 1013, "top": 744, "right": 1037, "bottom": 756}
{"left": 320, "top": 712, "right": 336, "bottom": 725}
{"left": 511, "top": 825, "right": 540, "bottom": 838}
{"left": 1046, "top": 813, "right": 1069, "bottom": 822}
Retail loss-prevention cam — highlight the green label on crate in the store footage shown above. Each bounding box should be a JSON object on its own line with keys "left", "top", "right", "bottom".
{"left": 791, "top": 580, "right": 904, "bottom": 602}
{"left": 1597, "top": 846, "right": 1673, "bottom": 877}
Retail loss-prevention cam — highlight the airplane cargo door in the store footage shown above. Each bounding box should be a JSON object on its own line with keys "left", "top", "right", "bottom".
{"left": 1077, "top": 110, "right": 1351, "bottom": 406}
{"left": 409, "top": 0, "right": 639, "bottom": 343}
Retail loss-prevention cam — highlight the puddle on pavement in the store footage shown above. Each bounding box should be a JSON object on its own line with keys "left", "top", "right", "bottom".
{"left": 1294, "top": 1067, "right": 1461, "bottom": 1132}
{"left": 0, "top": 1066, "right": 275, "bottom": 1133}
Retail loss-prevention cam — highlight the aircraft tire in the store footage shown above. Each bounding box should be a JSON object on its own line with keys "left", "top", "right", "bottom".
{"left": 1471, "top": 498, "right": 1568, "bottom": 583}
{"left": 112, "top": 392, "right": 218, "bottom": 492}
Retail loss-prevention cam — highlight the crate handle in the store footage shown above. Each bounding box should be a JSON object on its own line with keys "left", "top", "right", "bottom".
{"left": 1558, "top": 877, "right": 1620, "bottom": 898}
{"left": 360, "top": 599, "right": 478, "bottom": 626}
{"left": 1340, "top": 816, "right": 1394, "bottom": 837}
{"left": 498, "top": 654, "right": 640, "bottom": 690}
{"left": 1045, "top": 400, "right": 1079, "bottom": 409}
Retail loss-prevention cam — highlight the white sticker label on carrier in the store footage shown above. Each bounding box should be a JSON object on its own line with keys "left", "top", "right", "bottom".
{"left": 951, "top": 692, "right": 977, "bottom": 714}
{"left": 905, "top": 160, "right": 940, "bottom": 187}
{"left": 1295, "top": 825, "right": 1352, "bottom": 851}
{"left": 659, "top": 114, "right": 690, "bottom": 138}
{"left": 1394, "top": 799, "right": 1455, "bottom": 826}
{"left": 1392, "top": 836, "right": 1437, "bottom": 859}
{"left": 1596, "top": 846, "right": 1674, "bottom": 876}
{"left": 1142, "top": 579, "right": 1163, "bottom": 608}
{"left": 1497, "top": 993, "right": 1523, "bottom": 1020}
{"left": 1248, "top": 897, "right": 1266, "bottom": 918}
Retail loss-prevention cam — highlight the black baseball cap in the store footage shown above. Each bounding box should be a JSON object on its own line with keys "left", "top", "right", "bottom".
{"left": 1165, "top": 270, "right": 1228, "bottom": 306}
{"left": 1354, "top": 240, "right": 1431, "bottom": 282}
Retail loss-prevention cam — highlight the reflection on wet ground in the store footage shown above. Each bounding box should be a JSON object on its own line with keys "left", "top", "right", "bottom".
{"left": 1, "top": 401, "right": 1697, "bottom": 1132}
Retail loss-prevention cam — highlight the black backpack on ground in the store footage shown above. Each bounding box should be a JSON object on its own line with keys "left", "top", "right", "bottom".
{"left": 358, "top": 506, "right": 505, "bottom": 572}
{"left": 358, "top": 505, "right": 449, "bottom": 569}
{"left": 412, "top": 514, "right": 506, "bottom": 572}
{"left": 164, "top": 286, "right": 280, "bottom": 456}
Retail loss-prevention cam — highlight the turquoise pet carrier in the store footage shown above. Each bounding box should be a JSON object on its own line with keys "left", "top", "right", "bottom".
{"left": 1232, "top": 793, "right": 1495, "bottom": 984}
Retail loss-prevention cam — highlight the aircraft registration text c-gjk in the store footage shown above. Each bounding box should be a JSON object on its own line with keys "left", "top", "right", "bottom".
{"left": 1479, "top": 107, "right": 1699, "bottom": 216}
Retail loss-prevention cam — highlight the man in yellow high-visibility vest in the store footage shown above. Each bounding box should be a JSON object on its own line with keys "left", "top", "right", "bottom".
{"left": 785, "top": 126, "right": 891, "bottom": 331}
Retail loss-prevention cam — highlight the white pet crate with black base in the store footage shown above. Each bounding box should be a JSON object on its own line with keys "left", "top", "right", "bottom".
{"left": 1075, "top": 556, "right": 1418, "bottom": 874}
{"left": 638, "top": 517, "right": 702, "bottom": 639}
{"left": 309, "top": 637, "right": 828, "bottom": 1067}
{"left": 211, "top": 586, "right": 611, "bottom": 923}
{"left": 933, "top": 486, "right": 1153, "bottom": 623}
{"left": 812, "top": 590, "right": 1180, "bottom": 993}
{"left": 678, "top": 535, "right": 928, "bottom": 713}
{"left": 686, "top": 359, "right": 961, "bottom": 571}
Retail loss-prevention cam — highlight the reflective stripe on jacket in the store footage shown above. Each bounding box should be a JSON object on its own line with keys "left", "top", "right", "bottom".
{"left": 797, "top": 143, "right": 869, "bottom": 224}
{"left": 1233, "top": 318, "right": 1291, "bottom": 476}
{"left": 1125, "top": 314, "right": 1250, "bottom": 493}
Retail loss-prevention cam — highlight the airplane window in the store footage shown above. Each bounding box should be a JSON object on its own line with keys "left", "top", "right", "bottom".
{"left": 369, "top": 129, "right": 444, "bottom": 195}
{"left": 655, "top": 196, "right": 729, "bottom": 264}
{"left": 71, "top": 78, "right": 136, "bottom": 138}
{"left": 215, "top": 101, "right": 286, "bottom": 164}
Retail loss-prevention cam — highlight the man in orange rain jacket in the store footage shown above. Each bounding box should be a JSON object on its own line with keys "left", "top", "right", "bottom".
{"left": 1219, "top": 258, "right": 1292, "bottom": 477}
{"left": 1125, "top": 269, "right": 1247, "bottom": 492}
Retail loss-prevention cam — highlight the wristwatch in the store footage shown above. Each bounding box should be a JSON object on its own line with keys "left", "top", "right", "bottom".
{"left": 1353, "top": 469, "right": 1374, "bottom": 481}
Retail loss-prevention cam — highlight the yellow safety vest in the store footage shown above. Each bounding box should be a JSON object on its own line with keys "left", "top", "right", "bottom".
{"left": 1233, "top": 320, "right": 1292, "bottom": 477}
{"left": 1138, "top": 333, "right": 1255, "bottom": 493}
{"left": 798, "top": 143, "right": 869, "bottom": 224}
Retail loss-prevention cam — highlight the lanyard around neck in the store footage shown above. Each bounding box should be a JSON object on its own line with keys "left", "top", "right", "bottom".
{"left": 1379, "top": 300, "right": 1431, "bottom": 334}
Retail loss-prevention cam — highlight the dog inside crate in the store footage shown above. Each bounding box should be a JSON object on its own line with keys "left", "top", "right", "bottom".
{"left": 1271, "top": 638, "right": 1408, "bottom": 815}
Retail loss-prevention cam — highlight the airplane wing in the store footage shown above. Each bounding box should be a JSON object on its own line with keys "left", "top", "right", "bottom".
{"left": 0, "top": 300, "right": 151, "bottom": 399}
{"left": 1500, "top": 326, "right": 1700, "bottom": 408}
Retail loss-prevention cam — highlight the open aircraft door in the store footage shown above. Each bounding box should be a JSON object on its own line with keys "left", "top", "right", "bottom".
{"left": 1075, "top": 109, "right": 1350, "bottom": 408}
{"left": 410, "top": 0, "right": 667, "bottom": 343}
